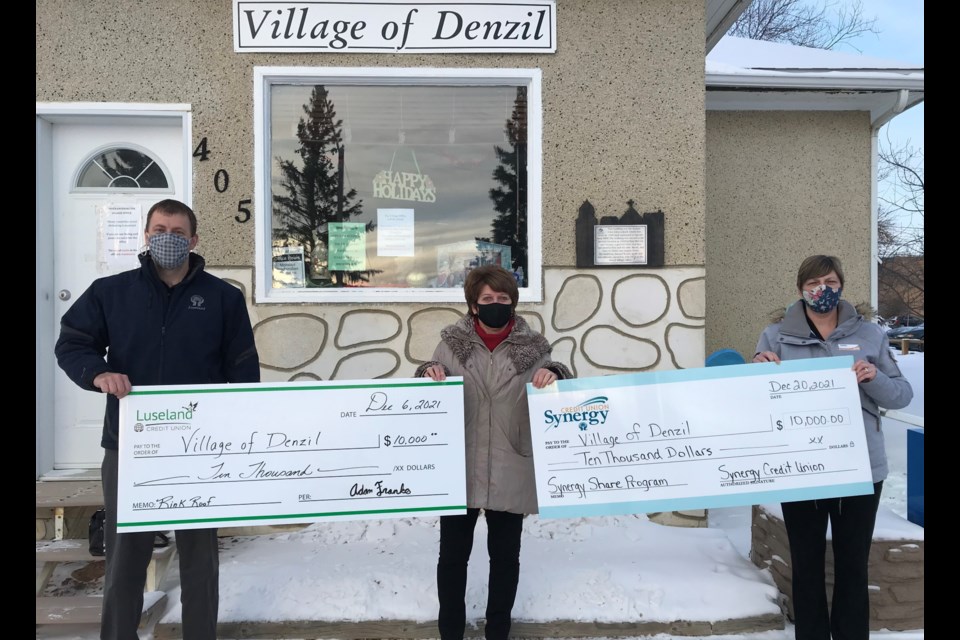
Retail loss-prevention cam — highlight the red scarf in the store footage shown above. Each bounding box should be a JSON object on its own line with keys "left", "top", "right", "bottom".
{"left": 475, "top": 317, "right": 514, "bottom": 352}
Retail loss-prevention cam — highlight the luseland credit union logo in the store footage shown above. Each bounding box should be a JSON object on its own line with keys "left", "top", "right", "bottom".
{"left": 543, "top": 396, "right": 610, "bottom": 432}
{"left": 133, "top": 401, "right": 199, "bottom": 433}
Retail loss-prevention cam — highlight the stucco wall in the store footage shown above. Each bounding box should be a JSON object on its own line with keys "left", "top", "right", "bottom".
{"left": 705, "top": 111, "right": 873, "bottom": 360}
{"left": 36, "top": 0, "right": 706, "bottom": 270}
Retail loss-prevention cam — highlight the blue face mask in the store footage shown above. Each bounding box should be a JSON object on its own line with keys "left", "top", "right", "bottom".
{"left": 148, "top": 232, "right": 190, "bottom": 270}
{"left": 802, "top": 284, "right": 842, "bottom": 314}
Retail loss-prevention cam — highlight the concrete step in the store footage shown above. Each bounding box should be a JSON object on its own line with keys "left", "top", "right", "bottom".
{"left": 37, "top": 591, "right": 166, "bottom": 626}
{"left": 154, "top": 613, "right": 785, "bottom": 639}
{"left": 36, "top": 480, "right": 103, "bottom": 509}
{"left": 36, "top": 479, "right": 104, "bottom": 541}
{"left": 37, "top": 538, "right": 177, "bottom": 595}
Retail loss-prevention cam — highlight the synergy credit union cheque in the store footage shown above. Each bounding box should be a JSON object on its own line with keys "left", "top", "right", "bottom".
{"left": 526, "top": 357, "right": 875, "bottom": 518}
{"left": 116, "top": 378, "right": 466, "bottom": 532}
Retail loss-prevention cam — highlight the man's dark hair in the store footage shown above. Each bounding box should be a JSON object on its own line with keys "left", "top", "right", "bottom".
{"left": 463, "top": 265, "right": 519, "bottom": 311}
{"left": 145, "top": 199, "right": 198, "bottom": 236}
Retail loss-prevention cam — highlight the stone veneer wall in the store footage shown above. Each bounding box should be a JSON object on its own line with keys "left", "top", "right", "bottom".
{"left": 749, "top": 504, "right": 924, "bottom": 632}
{"left": 236, "top": 266, "right": 707, "bottom": 381}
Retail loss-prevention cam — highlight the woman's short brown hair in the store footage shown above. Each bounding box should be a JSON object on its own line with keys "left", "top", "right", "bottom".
{"left": 464, "top": 265, "right": 519, "bottom": 310}
{"left": 796, "top": 255, "right": 845, "bottom": 290}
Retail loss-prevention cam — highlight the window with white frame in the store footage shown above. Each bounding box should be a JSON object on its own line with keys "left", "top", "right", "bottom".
{"left": 74, "top": 145, "right": 172, "bottom": 192}
{"left": 254, "top": 67, "right": 542, "bottom": 303}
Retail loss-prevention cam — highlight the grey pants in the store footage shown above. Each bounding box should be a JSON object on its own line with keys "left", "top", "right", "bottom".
{"left": 101, "top": 448, "right": 219, "bottom": 640}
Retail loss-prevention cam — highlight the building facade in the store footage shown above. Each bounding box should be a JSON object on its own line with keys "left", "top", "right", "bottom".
{"left": 37, "top": 1, "right": 923, "bottom": 478}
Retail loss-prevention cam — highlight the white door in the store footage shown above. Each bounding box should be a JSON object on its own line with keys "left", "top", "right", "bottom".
{"left": 50, "top": 119, "right": 186, "bottom": 468}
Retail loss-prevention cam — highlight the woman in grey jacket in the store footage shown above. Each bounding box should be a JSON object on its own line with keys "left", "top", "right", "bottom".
{"left": 753, "top": 255, "right": 913, "bottom": 640}
{"left": 417, "top": 265, "right": 572, "bottom": 640}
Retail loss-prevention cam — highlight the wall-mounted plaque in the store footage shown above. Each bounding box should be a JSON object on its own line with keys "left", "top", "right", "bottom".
{"left": 594, "top": 225, "right": 647, "bottom": 265}
{"left": 576, "top": 200, "right": 664, "bottom": 268}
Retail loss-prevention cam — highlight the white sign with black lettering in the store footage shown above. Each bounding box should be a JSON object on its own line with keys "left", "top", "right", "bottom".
{"left": 233, "top": 1, "right": 556, "bottom": 53}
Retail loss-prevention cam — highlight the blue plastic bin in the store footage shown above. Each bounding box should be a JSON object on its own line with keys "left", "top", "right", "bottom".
{"left": 705, "top": 349, "right": 746, "bottom": 367}
{"left": 907, "top": 427, "right": 924, "bottom": 527}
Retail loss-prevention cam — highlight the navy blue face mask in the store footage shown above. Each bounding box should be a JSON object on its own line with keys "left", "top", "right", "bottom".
{"left": 802, "top": 284, "right": 842, "bottom": 314}
{"left": 476, "top": 302, "right": 512, "bottom": 329}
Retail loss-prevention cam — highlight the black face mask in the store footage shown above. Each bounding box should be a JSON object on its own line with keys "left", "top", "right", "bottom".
{"left": 476, "top": 302, "right": 512, "bottom": 329}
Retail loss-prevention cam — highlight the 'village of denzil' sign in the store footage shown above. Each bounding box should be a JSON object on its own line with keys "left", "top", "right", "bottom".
{"left": 233, "top": 1, "right": 556, "bottom": 53}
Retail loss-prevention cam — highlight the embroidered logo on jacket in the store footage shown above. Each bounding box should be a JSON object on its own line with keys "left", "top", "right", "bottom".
{"left": 188, "top": 295, "right": 206, "bottom": 311}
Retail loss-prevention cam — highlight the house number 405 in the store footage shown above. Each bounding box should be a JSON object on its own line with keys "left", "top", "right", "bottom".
{"left": 193, "top": 137, "right": 252, "bottom": 223}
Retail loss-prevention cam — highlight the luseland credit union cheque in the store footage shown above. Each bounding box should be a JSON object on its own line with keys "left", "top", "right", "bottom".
{"left": 116, "top": 378, "right": 466, "bottom": 532}
{"left": 526, "top": 357, "right": 875, "bottom": 518}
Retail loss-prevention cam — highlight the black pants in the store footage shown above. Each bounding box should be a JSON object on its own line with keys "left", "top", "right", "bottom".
{"left": 781, "top": 482, "right": 883, "bottom": 640}
{"left": 101, "top": 449, "right": 220, "bottom": 640}
{"left": 437, "top": 508, "right": 524, "bottom": 640}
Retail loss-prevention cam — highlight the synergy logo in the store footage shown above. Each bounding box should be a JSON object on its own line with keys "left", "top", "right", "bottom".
{"left": 543, "top": 396, "right": 610, "bottom": 432}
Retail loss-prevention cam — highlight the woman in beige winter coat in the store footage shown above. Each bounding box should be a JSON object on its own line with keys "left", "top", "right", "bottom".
{"left": 416, "top": 264, "right": 572, "bottom": 640}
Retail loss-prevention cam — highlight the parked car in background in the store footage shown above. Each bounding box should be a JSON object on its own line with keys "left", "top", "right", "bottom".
{"left": 887, "top": 324, "right": 925, "bottom": 352}
{"left": 887, "top": 314, "right": 924, "bottom": 328}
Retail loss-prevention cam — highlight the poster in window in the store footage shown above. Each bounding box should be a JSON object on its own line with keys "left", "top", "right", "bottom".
{"left": 377, "top": 208, "right": 415, "bottom": 257}
{"left": 272, "top": 246, "right": 306, "bottom": 288}
{"left": 328, "top": 222, "right": 367, "bottom": 271}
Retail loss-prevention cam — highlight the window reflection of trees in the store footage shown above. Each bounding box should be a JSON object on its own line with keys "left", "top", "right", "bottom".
{"left": 488, "top": 87, "right": 528, "bottom": 286}
{"left": 76, "top": 148, "right": 169, "bottom": 189}
{"left": 269, "top": 84, "right": 529, "bottom": 290}
{"left": 273, "top": 85, "right": 379, "bottom": 287}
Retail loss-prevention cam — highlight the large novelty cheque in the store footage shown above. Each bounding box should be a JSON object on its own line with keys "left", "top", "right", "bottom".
{"left": 527, "top": 357, "right": 873, "bottom": 518}
{"left": 117, "top": 378, "right": 466, "bottom": 532}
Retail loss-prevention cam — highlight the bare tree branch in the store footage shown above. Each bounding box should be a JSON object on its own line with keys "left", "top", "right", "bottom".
{"left": 878, "top": 130, "right": 924, "bottom": 259}
{"left": 728, "top": 0, "right": 879, "bottom": 50}
{"left": 877, "top": 132, "right": 924, "bottom": 321}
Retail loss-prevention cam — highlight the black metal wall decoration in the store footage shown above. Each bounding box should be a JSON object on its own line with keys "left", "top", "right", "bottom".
{"left": 576, "top": 199, "right": 664, "bottom": 268}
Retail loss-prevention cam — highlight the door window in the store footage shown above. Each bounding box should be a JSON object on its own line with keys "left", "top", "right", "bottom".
{"left": 73, "top": 145, "right": 172, "bottom": 192}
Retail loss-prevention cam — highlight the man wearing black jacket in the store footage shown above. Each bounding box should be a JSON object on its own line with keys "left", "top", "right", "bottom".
{"left": 55, "top": 198, "right": 261, "bottom": 640}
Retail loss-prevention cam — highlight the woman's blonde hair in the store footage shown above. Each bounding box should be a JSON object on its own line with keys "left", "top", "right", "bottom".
{"left": 796, "top": 255, "right": 845, "bottom": 290}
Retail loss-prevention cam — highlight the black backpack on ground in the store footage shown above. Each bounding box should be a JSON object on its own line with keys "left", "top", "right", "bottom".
{"left": 88, "top": 508, "right": 106, "bottom": 556}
